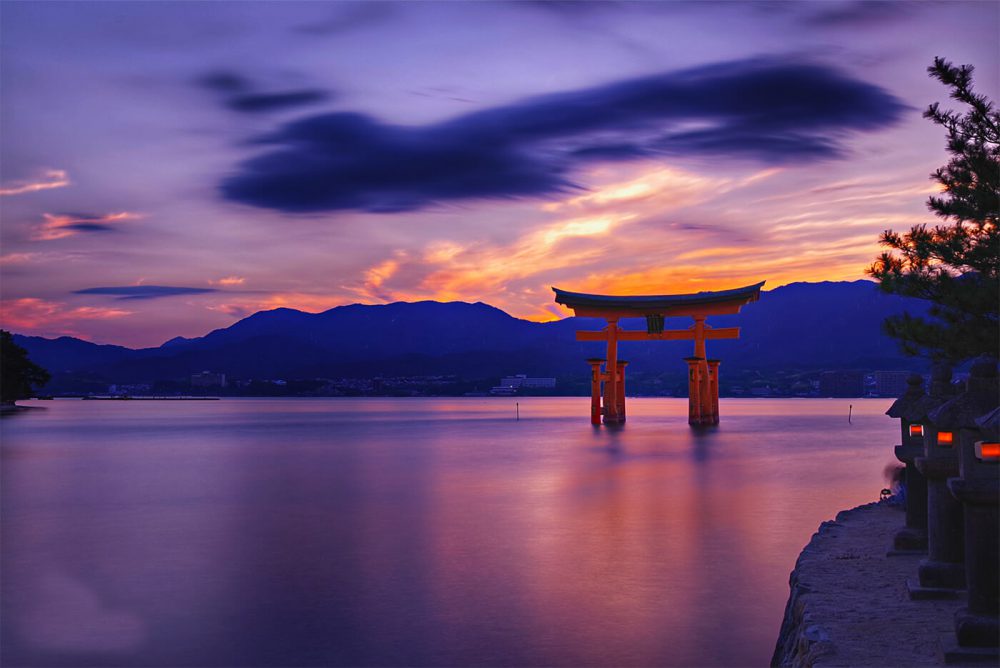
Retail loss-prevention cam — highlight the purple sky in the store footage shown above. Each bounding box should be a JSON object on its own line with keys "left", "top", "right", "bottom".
{"left": 1, "top": 1, "right": 997, "bottom": 347}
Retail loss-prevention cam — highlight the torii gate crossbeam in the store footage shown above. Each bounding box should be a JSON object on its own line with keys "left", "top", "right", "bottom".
{"left": 553, "top": 281, "right": 764, "bottom": 426}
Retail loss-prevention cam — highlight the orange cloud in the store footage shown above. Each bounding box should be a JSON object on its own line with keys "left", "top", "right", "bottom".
{"left": 204, "top": 292, "right": 356, "bottom": 321}
{"left": 33, "top": 212, "right": 141, "bottom": 241}
{"left": 417, "top": 212, "right": 634, "bottom": 301}
{"left": 214, "top": 276, "right": 245, "bottom": 286}
{"left": 177, "top": 163, "right": 897, "bottom": 330}
{"left": 208, "top": 303, "right": 252, "bottom": 318}
{"left": 396, "top": 164, "right": 763, "bottom": 304}
{"left": 1, "top": 298, "right": 131, "bottom": 335}
{"left": 673, "top": 246, "right": 756, "bottom": 262}
{"left": 0, "top": 170, "right": 70, "bottom": 196}
{"left": 269, "top": 294, "right": 348, "bottom": 312}
{"left": 542, "top": 164, "right": 727, "bottom": 213}
{"left": 568, "top": 237, "right": 881, "bottom": 303}
{"left": 361, "top": 256, "right": 403, "bottom": 301}
{"left": 0, "top": 253, "right": 40, "bottom": 266}
{"left": 329, "top": 163, "right": 781, "bottom": 316}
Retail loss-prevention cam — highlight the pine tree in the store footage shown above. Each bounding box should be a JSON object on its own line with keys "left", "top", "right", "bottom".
{"left": 868, "top": 57, "right": 999, "bottom": 362}
{"left": 1, "top": 330, "right": 51, "bottom": 403}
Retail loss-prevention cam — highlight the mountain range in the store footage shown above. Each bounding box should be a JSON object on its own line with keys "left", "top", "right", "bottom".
{"left": 13, "top": 280, "right": 931, "bottom": 393}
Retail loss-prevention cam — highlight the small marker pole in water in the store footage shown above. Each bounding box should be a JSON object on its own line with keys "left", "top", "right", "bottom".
{"left": 516, "top": 402, "right": 519, "bottom": 421}
{"left": 848, "top": 404, "right": 852, "bottom": 424}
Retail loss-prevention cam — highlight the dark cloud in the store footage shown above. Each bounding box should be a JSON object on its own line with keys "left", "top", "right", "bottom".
{"left": 521, "top": 1, "right": 624, "bottom": 15}
{"left": 520, "top": 1, "right": 703, "bottom": 18}
{"left": 65, "top": 222, "right": 116, "bottom": 233}
{"left": 227, "top": 90, "right": 329, "bottom": 113}
{"left": 75, "top": 286, "right": 218, "bottom": 300}
{"left": 60, "top": 212, "right": 105, "bottom": 220}
{"left": 293, "top": 3, "right": 393, "bottom": 35}
{"left": 197, "top": 70, "right": 331, "bottom": 114}
{"left": 805, "top": 1, "right": 918, "bottom": 27}
{"left": 196, "top": 71, "right": 252, "bottom": 93}
{"left": 220, "top": 58, "right": 909, "bottom": 214}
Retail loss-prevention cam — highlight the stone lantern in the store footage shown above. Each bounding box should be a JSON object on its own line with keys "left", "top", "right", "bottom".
{"left": 894, "top": 364, "right": 957, "bottom": 554}
{"left": 886, "top": 373, "right": 930, "bottom": 553}
{"left": 909, "top": 362, "right": 976, "bottom": 598}
{"left": 938, "top": 359, "right": 999, "bottom": 660}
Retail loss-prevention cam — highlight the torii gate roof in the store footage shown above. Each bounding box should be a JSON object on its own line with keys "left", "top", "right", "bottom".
{"left": 552, "top": 281, "right": 765, "bottom": 317}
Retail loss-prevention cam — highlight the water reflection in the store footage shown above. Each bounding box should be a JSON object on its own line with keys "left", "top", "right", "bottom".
{"left": 2, "top": 398, "right": 895, "bottom": 666}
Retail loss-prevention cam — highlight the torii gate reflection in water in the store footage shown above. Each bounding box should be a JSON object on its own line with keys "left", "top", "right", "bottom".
{"left": 552, "top": 282, "right": 764, "bottom": 426}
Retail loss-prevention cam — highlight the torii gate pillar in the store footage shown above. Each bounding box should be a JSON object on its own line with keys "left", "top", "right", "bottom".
{"left": 684, "top": 356, "right": 722, "bottom": 426}
{"left": 708, "top": 359, "right": 721, "bottom": 425}
{"left": 587, "top": 358, "right": 603, "bottom": 425}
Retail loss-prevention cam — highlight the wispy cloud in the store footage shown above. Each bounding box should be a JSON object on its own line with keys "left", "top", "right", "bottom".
{"left": 0, "top": 170, "right": 70, "bottom": 197}
{"left": 213, "top": 276, "right": 245, "bottom": 286}
{"left": 804, "top": 0, "right": 921, "bottom": 28}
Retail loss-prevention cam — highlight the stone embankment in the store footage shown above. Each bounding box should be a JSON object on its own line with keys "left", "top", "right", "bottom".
{"left": 772, "top": 503, "right": 963, "bottom": 667}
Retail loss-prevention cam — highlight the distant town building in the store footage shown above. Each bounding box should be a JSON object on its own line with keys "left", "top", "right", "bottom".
{"left": 191, "top": 370, "right": 227, "bottom": 388}
{"left": 108, "top": 383, "right": 152, "bottom": 396}
{"left": 499, "top": 374, "right": 556, "bottom": 389}
{"left": 490, "top": 374, "right": 556, "bottom": 395}
{"left": 872, "top": 370, "right": 909, "bottom": 397}
{"left": 819, "top": 371, "right": 864, "bottom": 397}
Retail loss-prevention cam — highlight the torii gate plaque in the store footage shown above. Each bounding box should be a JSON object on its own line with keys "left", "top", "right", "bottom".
{"left": 553, "top": 281, "right": 764, "bottom": 426}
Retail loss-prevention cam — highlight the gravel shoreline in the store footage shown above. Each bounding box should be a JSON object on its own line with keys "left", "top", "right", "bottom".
{"left": 772, "top": 502, "right": 966, "bottom": 667}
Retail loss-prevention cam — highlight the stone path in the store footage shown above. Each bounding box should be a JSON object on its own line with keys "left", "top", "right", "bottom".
{"left": 773, "top": 502, "right": 976, "bottom": 667}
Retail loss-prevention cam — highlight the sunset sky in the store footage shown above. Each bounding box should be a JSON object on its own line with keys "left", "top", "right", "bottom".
{"left": 1, "top": 1, "right": 997, "bottom": 347}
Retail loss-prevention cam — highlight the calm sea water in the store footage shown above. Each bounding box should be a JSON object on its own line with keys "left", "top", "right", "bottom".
{"left": 1, "top": 397, "right": 898, "bottom": 667}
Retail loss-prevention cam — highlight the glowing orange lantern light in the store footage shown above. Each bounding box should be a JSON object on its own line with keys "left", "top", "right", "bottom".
{"left": 937, "top": 431, "right": 954, "bottom": 446}
{"left": 909, "top": 424, "right": 924, "bottom": 437}
{"left": 975, "top": 442, "right": 1000, "bottom": 462}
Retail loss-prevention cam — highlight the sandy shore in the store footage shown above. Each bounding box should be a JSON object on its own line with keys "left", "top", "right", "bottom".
{"left": 772, "top": 502, "right": 970, "bottom": 667}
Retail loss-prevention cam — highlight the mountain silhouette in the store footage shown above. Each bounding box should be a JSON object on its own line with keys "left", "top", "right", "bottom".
{"left": 14, "top": 280, "right": 930, "bottom": 391}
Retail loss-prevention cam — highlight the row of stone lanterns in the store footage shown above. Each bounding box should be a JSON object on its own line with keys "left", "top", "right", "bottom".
{"left": 887, "top": 356, "right": 998, "bottom": 661}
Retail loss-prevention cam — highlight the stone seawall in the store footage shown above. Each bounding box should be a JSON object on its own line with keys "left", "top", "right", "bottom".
{"left": 771, "top": 503, "right": 959, "bottom": 667}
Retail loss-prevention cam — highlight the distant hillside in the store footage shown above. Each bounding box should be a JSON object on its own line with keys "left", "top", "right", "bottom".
{"left": 14, "top": 280, "right": 930, "bottom": 392}
{"left": 10, "top": 335, "right": 138, "bottom": 374}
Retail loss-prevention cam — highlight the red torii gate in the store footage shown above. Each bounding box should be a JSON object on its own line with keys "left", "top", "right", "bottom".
{"left": 552, "top": 281, "right": 764, "bottom": 426}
